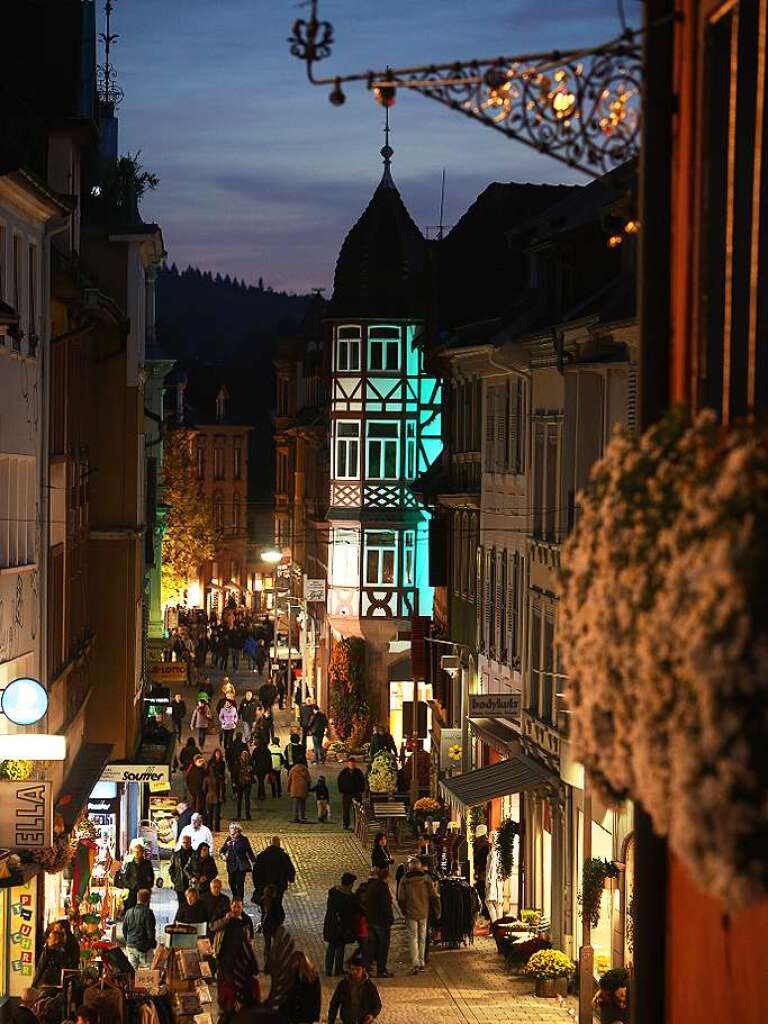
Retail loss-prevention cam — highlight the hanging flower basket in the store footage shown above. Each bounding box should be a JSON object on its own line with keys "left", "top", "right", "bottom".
{"left": 560, "top": 410, "right": 768, "bottom": 909}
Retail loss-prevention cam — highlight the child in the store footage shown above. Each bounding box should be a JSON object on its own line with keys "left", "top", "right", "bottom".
{"left": 311, "top": 775, "right": 330, "bottom": 822}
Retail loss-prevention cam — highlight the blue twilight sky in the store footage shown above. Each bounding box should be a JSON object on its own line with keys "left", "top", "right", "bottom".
{"left": 112, "top": 0, "right": 639, "bottom": 294}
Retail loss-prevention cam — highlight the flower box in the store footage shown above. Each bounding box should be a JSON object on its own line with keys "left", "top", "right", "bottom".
{"left": 534, "top": 977, "right": 568, "bottom": 998}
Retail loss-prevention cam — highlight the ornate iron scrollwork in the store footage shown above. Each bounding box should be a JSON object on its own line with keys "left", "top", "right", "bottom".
{"left": 288, "top": 1, "right": 642, "bottom": 177}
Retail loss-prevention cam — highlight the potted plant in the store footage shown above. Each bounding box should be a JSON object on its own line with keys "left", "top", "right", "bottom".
{"left": 327, "top": 740, "right": 347, "bottom": 763}
{"left": 411, "top": 796, "right": 441, "bottom": 833}
{"left": 495, "top": 819, "right": 519, "bottom": 879}
{"left": 522, "top": 948, "right": 574, "bottom": 997}
{"left": 520, "top": 909, "right": 541, "bottom": 931}
{"left": 367, "top": 751, "right": 398, "bottom": 797}
{"left": 593, "top": 967, "right": 630, "bottom": 1023}
{"left": 579, "top": 858, "right": 618, "bottom": 928}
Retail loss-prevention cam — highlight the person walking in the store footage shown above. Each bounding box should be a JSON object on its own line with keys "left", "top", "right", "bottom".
{"left": 214, "top": 899, "right": 258, "bottom": 1024}
{"left": 322, "top": 873, "right": 361, "bottom": 978}
{"left": 178, "top": 737, "right": 199, "bottom": 774}
{"left": 311, "top": 775, "right": 330, "bottom": 822}
{"left": 185, "top": 753, "right": 207, "bottom": 814}
{"left": 185, "top": 842, "right": 218, "bottom": 897}
{"left": 258, "top": 884, "right": 285, "bottom": 966}
{"left": 175, "top": 888, "right": 210, "bottom": 925}
{"left": 206, "top": 877, "right": 231, "bottom": 933}
{"left": 280, "top": 950, "right": 321, "bottom": 1024}
{"left": 169, "top": 835, "right": 194, "bottom": 907}
{"left": 252, "top": 836, "right": 296, "bottom": 902}
{"left": 170, "top": 693, "right": 187, "bottom": 743}
{"left": 287, "top": 759, "right": 311, "bottom": 824}
{"left": 238, "top": 689, "right": 258, "bottom": 742}
{"left": 176, "top": 811, "right": 214, "bottom": 850}
{"left": 369, "top": 724, "right": 397, "bottom": 761}
{"left": 121, "top": 888, "right": 156, "bottom": 969}
{"left": 190, "top": 700, "right": 211, "bottom": 750}
{"left": 204, "top": 753, "right": 226, "bottom": 832}
{"left": 219, "top": 822, "right": 255, "bottom": 901}
{"left": 243, "top": 634, "right": 259, "bottom": 673}
{"left": 327, "top": 953, "right": 381, "bottom": 1024}
{"left": 219, "top": 699, "right": 238, "bottom": 753}
{"left": 284, "top": 732, "right": 307, "bottom": 770}
{"left": 230, "top": 627, "right": 244, "bottom": 672}
{"left": 306, "top": 707, "right": 328, "bottom": 764}
{"left": 337, "top": 758, "right": 366, "bottom": 831}
{"left": 233, "top": 749, "right": 255, "bottom": 819}
{"left": 258, "top": 678, "right": 277, "bottom": 713}
{"left": 397, "top": 857, "right": 440, "bottom": 974}
{"left": 359, "top": 869, "right": 394, "bottom": 977}
{"left": 299, "top": 698, "right": 315, "bottom": 741}
{"left": 268, "top": 737, "right": 286, "bottom": 798}
{"left": 251, "top": 738, "right": 273, "bottom": 802}
{"left": 120, "top": 842, "right": 155, "bottom": 910}
{"left": 371, "top": 834, "right": 394, "bottom": 872}
{"left": 255, "top": 642, "right": 267, "bottom": 678}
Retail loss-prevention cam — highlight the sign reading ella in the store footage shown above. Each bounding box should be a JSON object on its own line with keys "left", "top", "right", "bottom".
{"left": 101, "top": 763, "right": 171, "bottom": 786}
{"left": 0, "top": 781, "right": 53, "bottom": 849}
{"left": 468, "top": 692, "right": 522, "bottom": 718}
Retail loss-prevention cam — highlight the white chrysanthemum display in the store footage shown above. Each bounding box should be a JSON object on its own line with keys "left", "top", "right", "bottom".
{"left": 561, "top": 410, "right": 768, "bottom": 908}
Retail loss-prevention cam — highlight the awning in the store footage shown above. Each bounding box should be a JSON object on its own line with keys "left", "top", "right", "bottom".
{"left": 56, "top": 742, "right": 114, "bottom": 830}
{"left": 439, "top": 754, "right": 557, "bottom": 810}
{"left": 469, "top": 717, "right": 521, "bottom": 756}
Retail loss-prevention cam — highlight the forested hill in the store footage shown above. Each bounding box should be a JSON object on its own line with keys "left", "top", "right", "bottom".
{"left": 155, "top": 263, "right": 312, "bottom": 364}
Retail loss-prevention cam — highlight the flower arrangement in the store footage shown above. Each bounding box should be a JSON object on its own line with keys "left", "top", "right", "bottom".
{"left": 32, "top": 834, "right": 73, "bottom": 874}
{"left": 495, "top": 819, "right": 519, "bottom": 879}
{"left": 560, "top": 409, "right": 768, "bottom": 909}
{"left": 327, "top": 740, "right": 347, "bottom": 754}
{"left": 368, "top": 752, "right": 398, "bottom": 794}
{"left": 328, "top": 637, "right": 370, "bottom": 745}
{"left": 522, "top": 949, "right": 574, "bottom": 980}
{"left": 412, "top": 797, "right": 441, "bottom": 814}
{"left": 0, "top": 759, "right": 33, "bottom": 781}
{"left": 579, "top": 858, "right": 618, "bottom": 928}
{"left": 520, "top": 909, "right": 541, "bottom": 930}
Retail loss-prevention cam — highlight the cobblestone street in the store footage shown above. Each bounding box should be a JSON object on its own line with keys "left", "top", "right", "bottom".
{"left": 155, "top": 668, "right": 577, "bottom": 1022}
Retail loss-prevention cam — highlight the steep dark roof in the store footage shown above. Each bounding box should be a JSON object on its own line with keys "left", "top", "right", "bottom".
{"left": 330, "top": 162, "right": 426, "bottom": 319}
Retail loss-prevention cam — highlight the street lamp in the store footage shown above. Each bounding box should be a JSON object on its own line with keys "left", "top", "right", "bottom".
{"left": 261, "top": 548, "right": 282, "bottom": 564}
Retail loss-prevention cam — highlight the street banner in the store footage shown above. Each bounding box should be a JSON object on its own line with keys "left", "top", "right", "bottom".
{"left": 150, "top": 662, "right": 188, "bottom": 683}
{"left": 9, "top": 879, "right": 36, "bottom": 994}
{"left": 468, "top": 692, "right": 521, "bottom": 718}
{"left": 101, "top": 764, "right": 171, "bottom": 786}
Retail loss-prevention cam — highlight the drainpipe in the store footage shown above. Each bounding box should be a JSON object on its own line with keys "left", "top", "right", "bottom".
{"left": 578, "top": 781, "right": 593, "bottom": 1024}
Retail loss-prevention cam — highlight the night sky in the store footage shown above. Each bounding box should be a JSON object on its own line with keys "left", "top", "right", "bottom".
{"left": 114, "top": 1, "right": 639, "bottom": 294}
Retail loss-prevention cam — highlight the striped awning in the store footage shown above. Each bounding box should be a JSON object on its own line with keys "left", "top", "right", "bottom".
{"left": 439, "top": 754, "right": 557, "bottom": 810}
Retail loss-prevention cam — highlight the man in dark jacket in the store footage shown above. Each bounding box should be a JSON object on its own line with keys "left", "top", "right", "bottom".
{"left": 369, "top": 724, "right": 397, "bottom": 761}
{"left": 175, "top": 888, "right": 210, "bottom": 925}
{"left": 306, "top": 707, "right": 329, "bottom": 764}
{"left": 121, "top": 843, "right": 155, "bottom": 909}
{"left": 251, "top": 836, "right": 296, "bottom": 899}
{"left": 328, "top": 953, "right": 381, "bottom": 1024}
{"left": 337, "top": 758, "right": 366, "bottom": 830}
{"left": 238, "top": 690, "right": 258, "bottom": 743}
{"left": 298, "top": 698, "right": 315, "bottom": 739}
{"left": 359, "top": 869, "right": 394, "bottom": 977}
{"left": 122, "top": 888, "right": 156, "bottom": 969}
{"left": 206, "top": 877, "right": 231, "bottom": 932}
{"left": 323, "top": 873, "right": 361, "bottom": 978}
{"left": 284, "top": 732, "right": 307, "bottom": 768}
{"left": 169, "top": 835, "right": 194, "bottom": 907}
{"left": 170, "top": 693, "right": 187, "bottom": 742}
{"left": 258, "top": 679, "right": 278, "bottom": 712}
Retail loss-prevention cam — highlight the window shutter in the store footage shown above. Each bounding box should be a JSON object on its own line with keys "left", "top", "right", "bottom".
{"left": 499, "top": 552, "right": 507, "bottom": 660}
{"left": 508, "top": 379, "right": 519, "bottom": 473}
{"left": 495, "top": 386, "right": 507, "bottom": 471}
{"left": 484, "top": 386, "right": 495, "bottom": 471}
{"left": 476, "top": 545, "right": 484, "bottom": 648}
{"left": 507, "top": 551, "right": 517, "bottom": 664}
{"left": 626, "top": 364, "right": 638, "bottom": 435}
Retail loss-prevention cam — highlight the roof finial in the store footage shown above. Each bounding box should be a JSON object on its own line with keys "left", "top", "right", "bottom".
{"left": 379, "top": 105, "right": 395, "bottom": 189}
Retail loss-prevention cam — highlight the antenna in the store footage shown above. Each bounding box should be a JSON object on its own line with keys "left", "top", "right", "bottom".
{"left": 438, "top": 168, "right": 446, "bottom": 240}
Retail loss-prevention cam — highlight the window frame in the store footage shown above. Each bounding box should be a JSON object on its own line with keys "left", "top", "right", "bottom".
{"left": 367, "top": 327, "right": 401, "bottom": 372}
{"left": 403, "top": 529, "right": 415, "bottom": 586}
{"left": 334, "top": 420, "right": 361, "bottom": 479}
{"left": 366, "top": 420, "right": 399, "bottom": 480}
{"left": 335, "top": 326, "right": 361, "bottom": 373}
{"left": 404, "top": 420, "right": 417, "bottom": 480}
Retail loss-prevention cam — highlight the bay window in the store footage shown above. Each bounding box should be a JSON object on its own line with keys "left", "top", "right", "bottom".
{"left": 367, "top": 421, "right": 399, "bottom": 479}
{"left": 364, "top": 530, "right": 397, "bottom": 586}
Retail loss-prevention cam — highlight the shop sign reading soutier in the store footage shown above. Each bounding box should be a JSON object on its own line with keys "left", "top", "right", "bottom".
{"left": 0, "top": 781, "right": 53, "bottom": 849}
{"left": 100, "top": 763, "right": 171, "bottom": 785}
{"left": 468, "top": 693, "right": 522, "bottom": 718}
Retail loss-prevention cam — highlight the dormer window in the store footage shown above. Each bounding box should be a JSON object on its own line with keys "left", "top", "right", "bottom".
{"left": 215, "top": 387, "right": 226, "bottom": 423}
{"left": 368, "top": 326, "right": 400, "bottom": 371}
{"left": 336, "top": 326, "right": 361, "bottom": 372}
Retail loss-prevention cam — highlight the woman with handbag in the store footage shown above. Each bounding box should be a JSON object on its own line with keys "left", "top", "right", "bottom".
{"left": 220, "top": 822, "right": 255, "bottom": 901}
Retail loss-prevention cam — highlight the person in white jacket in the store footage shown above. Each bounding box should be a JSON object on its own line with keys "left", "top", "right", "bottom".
{"left": 175, "top": 812, "right": 214, "bottom": 851}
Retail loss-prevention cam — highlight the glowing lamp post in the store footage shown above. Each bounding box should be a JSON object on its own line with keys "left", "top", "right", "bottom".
{"left": 0, "top": 676, "right": 67, "bottom": 761}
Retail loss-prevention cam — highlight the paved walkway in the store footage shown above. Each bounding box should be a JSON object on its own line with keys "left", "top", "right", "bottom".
{"left": 154, "top": 664, "right": 577, "bottom": 1023}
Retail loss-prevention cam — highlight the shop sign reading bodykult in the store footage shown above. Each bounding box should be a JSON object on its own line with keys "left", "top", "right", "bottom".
{"left": 0, "top": 781, "right": 53, "bottom": 849}
{"left": 101, "top": 764, "right": 171, "bottom": 786}
{"left": 468, "top": 693, "right": 521, "bottom": 718}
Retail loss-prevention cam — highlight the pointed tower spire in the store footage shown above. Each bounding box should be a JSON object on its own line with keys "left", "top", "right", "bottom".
{"left": 379, "top": 106, "right": 395, "bottom": 190}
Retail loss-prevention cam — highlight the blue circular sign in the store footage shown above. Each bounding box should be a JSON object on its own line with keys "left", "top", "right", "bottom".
{"left": 2, "top": 676, "right": 49, "bottom": 726}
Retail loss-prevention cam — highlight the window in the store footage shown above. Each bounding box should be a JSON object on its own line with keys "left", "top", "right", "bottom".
{"left": 196, "top": 444, "right": 205, "bottom": 481}
{"left": 532, "top": 419, "right": 561, "bottom": 542}
{"left": 335, "top": 421, "right": 360, "bottom": 479}
{"left": 0, "top": 456, "right": 36, "bottom": 567}
{"left": 508, "top": 377, "right": 526, "bottom": 473}
{"left": 364, "top": 530, "right": 397, "bottom": 585}
{"left": 215, "top": 388, "right": 226, "bottom": 422}
{"left": 542, "top": 613, "right": 555, "bottom": 723}
{"left": 233, "top": 442, "right": 242, "bottom": 480}
{"left": 213, "top": 493, "right": 224, "bottom": 532}
{"left": 367, "top": 421, "right": 399, "bottom": 479}
{"left": 529, "top": 604, "right": 541, "bottom": 713}
{"left": 213, "top": 440, "right": 225, "bottom": 481}
{"left": 336, "top": 326, "right": 361, "bottom": 372}
{"left": 508, "top": 551, "right": 524, "bottom": 664}
{"left": 499, "top": 552, "right": 508, "bottom": 659}
{"left": 12, "top": 235, "right": 22, "bottom": 351}
{"left": 331, "top": 528, "right": 360, "bottom": 586}
{"left": 403, "top": 530, "right": 415, "bottom": 586}
{"left": 405, "top": 420, "right": 416, "bottom": 480}
{"left": 28, "top": 243, "right": 37, "bottom": 354}
{"left": 276, "top": 451, "right": 289, "bottom": 493}
{"left": 368, "top": 327, "right": 400, "bottom": 371}
{"left": 277, "top": 377, "right": 290, "bottom": 415}
{"left": 0, "top": 223, "right": 5, "bottom": 302}
{"left": 233, "top": 493, "right": 241, "bottom": 531}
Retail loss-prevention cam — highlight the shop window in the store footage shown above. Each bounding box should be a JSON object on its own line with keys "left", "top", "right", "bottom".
{"left": 336, "top": 326, "right": 361, "bottom": 372}
{"left": 364, "top": 530, "right": 397, "bottom": 586}
{"left": 366, "top": 421, "right": 399, "bottom": 480}
{"left": 335, "top": 420, "right": 360, "bottom": 479}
